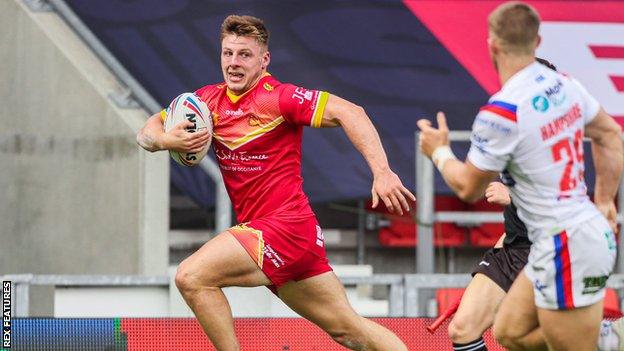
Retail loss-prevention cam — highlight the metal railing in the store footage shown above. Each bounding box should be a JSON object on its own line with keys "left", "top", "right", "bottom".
{"left": 415, "top": 130, "right": 624, "bottom": 274}
{"left": 4, "top": 274, "right": 624, "bottom": 318}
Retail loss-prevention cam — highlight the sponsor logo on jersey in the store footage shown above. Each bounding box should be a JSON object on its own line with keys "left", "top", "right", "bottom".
{"left": 605, "top": 230, "right": 617, "bottom": 250}
{"left": 471, "top": 133, "right": 488, "bottom": 155}
{"left": 291, "top": 87, "right": 315, "bottom": 104}
{"left": 225, "top": 108, "right": 244, "bottom": 116}
{"left": 215, "top": 149, "right": 269, "bottom": 162}
{"left": 475, "top": 116, "right": 512, "bottom": 135}
{"left": 532, "top": 95, "right": 550, "bottom": 112}
{"left": 544, "top": 79, "right": 567, "bottom": 106}
{"left": 316, "top": 225, "right": 325, "bottom": 247}
{"left": 534, "top": 279, "right": 547, "bottom": 294}
{"left": 582, "top": 275, "right": 608, "bottom": 295}
{"left": 263, "top": 244, "right": 285, "bottom": 268}
{"left": 478, "top": 260, "right": 490, "bottom": 266}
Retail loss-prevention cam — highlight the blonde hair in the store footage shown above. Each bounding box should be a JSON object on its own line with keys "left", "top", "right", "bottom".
{"left": 220, "top": 15, "right": 269, "bottom": 47}
{"left": 488, "top": 1, "right": 540, "bottom": 55}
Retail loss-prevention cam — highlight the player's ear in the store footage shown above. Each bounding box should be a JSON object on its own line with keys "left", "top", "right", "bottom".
{"left": 261, "top": 50, "right": 270, "bottom": 70}
{"left": 488, "top": 36, "right": 499, "bottom": 57}
{"left": 487, "top": 36, "right": 494, "bottom": 54}
{"left": 535, "top": 34, "right": 542, "bottom": 49}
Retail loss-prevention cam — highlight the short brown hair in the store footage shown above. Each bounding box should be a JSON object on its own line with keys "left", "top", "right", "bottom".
{"left": 488, "top": 1, "right": 540, "bottom": 55}
{"left": 220, "top": 15, "right": 269, "bottom": 47}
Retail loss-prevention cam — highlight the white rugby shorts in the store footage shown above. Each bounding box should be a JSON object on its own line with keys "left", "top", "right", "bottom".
{"left": 525, "top": 215, "right": 616, "bottom": 310}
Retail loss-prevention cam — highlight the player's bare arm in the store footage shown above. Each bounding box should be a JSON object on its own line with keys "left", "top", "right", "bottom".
{"left": 137, "top": 112, "right": 210, "bottom": 153}
{"left": 417, "top": 112, "right": 498, "bottom": 202}
{"left": 321, "top": 94, "right": 415, "bottom": 215}
{"left": 586, "top": 107, "right": 624, "bottom": 231}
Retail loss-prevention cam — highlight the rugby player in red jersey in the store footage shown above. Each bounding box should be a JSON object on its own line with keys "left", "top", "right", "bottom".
{"left": 137, "top": 15, "right": 413, "bottom": 351}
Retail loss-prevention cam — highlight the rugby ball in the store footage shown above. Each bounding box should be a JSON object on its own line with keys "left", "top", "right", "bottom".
{"left": 163, "top": 92, "right": 212, "bottom": 166}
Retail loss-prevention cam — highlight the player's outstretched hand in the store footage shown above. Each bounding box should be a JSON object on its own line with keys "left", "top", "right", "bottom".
{"left": 596, "top": 201, "right": 618, "bottom": 233}
{"left": 485, "top": 182, "right": 511, "bottom": 206}
{"left": 417, "top": 111, "right": 450, "bottom": 158}
{"left": 372, "top": 169, "right": 416, "bottom": 215}
{"left": 163, "top": 120, "right": 211, "bottom": 153}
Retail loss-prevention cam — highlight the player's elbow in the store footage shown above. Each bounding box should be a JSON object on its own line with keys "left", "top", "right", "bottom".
{"left": 331, "top": 101, "right": 366, "bottom": 126}
{"left": 136, "top": 130, "right": 158, "bottom": 153}
{"left": 457, "top": 188, "right": 482, "bottom": 204}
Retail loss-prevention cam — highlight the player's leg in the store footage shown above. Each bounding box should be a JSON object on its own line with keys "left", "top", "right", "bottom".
{"left": 537, "top": 301, "right": 603, "bottom": 350}
{"left": 448, "top": 273, "right": 505, "bottom": 350}
{"left": 175, "top": 231, "right": 271, "bottom": 351}
{"left": 493, "top": 271, "right": 547, "bottom": 351}
{"left": 534, "top": 219, "right": 616, "bottom": 350}
{"left": 277, "top": 271, "right": 407, "bottom": 351}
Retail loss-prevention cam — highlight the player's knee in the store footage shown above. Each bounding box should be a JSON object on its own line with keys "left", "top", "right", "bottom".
{"left": 175, "top": 261, "right": 207, "bottom": 296}
{"left": 327, "top": 329, "right": 363, "bottom": 350}
{"left": 325, "top": 320, "right": 366, "bottom": 350}
{"left": 492, "top": 322, "right": 517, "bottom": 349}
{"left": 448, "top": 317, "right": 478, "bottom": 342}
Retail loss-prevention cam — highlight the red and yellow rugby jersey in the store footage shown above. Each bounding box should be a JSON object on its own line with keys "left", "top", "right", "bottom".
{"left": 194, "top": 74, "right": 329, "bottom": 222}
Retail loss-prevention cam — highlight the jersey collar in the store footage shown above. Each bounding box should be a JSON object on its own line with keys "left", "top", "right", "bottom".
{"left": 226, "top": 72, "right": 272, "bottom": 103}
{"left": 502, "top": 62, "right": 542, "bottom": 92}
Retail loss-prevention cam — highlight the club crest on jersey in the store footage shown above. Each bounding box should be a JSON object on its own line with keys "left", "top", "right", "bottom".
{"left": 263, "top": 82, "right": 274, "bottom": 91}
{"left": 532, "top": 95, "right": 550, "bottom": 112}
{"left": 248, "top": 114, "right": 263, "bottom": 127}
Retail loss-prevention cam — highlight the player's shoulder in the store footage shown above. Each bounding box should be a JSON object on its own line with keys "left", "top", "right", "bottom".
{"left": 479, "top": 92, "right": 519, "bottom": 125}
{"left": 253, "top": 74, "right": 283, "bottom": 95}
{"left": 194, "top": 83, "right": 227, "bottom": 102}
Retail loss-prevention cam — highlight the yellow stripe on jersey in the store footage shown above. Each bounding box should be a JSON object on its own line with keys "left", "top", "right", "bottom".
{"left": 213, "top": 116, "right": 285, "bottom": 150}
{"left": 311, "top": 91, "right": 329, "bottom": 128}
{"left": 160, "top": 109, "right": 167, "bottom": 122}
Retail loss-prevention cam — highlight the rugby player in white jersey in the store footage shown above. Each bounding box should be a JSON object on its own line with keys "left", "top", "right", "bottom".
{"left": 417, "top": 2, "right": 623, "bottom": 350}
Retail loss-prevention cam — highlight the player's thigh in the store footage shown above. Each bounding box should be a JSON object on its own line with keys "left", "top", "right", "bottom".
{"left": 493, "top": 271, "right": 539, "bottom": 339}
{"left": 176, "top": 230, "right": 271, "bottom": 288}
{"left": 537, "top": 301, "right": 603, "bottom": 351}
{"left": 451, "top": 273, "right": 506, "bottom": 335}
{"left": 277, "top": 271, "right": 362, "bottom": 333}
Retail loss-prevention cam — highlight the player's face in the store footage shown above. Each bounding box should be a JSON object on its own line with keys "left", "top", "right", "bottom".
{"left": 221, "top": 34, "right": 270, "bottom": 95}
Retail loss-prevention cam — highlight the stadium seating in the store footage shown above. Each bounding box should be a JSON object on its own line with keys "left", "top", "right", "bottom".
{"left": 467, "top": 201, "right": 505, "bottom": 247}
{"left": 371, "top": 196, "right": 508, "bottom": 248}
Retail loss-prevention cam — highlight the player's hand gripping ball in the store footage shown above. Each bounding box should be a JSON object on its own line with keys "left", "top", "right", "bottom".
{"left": 163, "top": 93, "right": 213, "bottom": 166}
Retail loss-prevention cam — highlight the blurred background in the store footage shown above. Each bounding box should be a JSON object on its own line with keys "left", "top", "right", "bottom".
{"left": 1, "top": 0, "right": 623, "bottom": 349}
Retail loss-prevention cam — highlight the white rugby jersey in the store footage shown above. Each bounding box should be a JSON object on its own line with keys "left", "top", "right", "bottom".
{"left": 467, "top": 62, "right": 602, "bottom": 239}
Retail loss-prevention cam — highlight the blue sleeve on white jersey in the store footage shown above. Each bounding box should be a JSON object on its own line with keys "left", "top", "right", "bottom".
{"left": 467, "top": 102, "right": 520, "bottom": 172}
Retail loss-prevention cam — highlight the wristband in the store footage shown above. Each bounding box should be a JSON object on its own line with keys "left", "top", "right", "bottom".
{"left": 431, "top": 145, "right": 457, "bottom": 172}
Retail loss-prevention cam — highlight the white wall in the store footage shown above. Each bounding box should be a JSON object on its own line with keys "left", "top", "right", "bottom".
{"left": 0, "top": 0, "right": 169, "bottom": 276}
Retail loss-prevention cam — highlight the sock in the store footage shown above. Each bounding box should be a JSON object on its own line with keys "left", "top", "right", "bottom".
{"left": 598, "top": 320, "right": 620, "bottom": 351}
{"left": 453, "top": 337, "right": 487, "bottom": 351}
